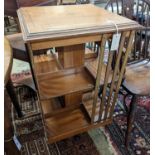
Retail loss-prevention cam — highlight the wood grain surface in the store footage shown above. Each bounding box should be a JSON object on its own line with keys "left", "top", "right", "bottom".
{"left": 17, "top": 4, "right": 141, "bottom": 41}
{"left": 37, "top": 67, "right": 95, "bottom": 99}
{"left": 123, "top": 60, "right": 150, "bottom": 95}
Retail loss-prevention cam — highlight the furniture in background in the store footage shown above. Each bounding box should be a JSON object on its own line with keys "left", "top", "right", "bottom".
{"left": 105, "top": 0, "right": 150, "bottom": 26}
{"left": 123, "top": 60, "right": 150, "bottom": 146}
{"left": 122, "top": 27, "right": 150, "bottom": 146}
{"left": 132, "top": 0, "right": 150, "bottom": 27}
{"left": 105, "top": 0, "right": 150, "bottom": 147}
{"left": 5, "top": 0, "right": 57, "bottom": 17}
{"left": 6, "top": 33, "right": 28, "bottom": 62}
{"left": 60, "top": 0, "right": 89, "bottom": 5}
{"left": 4, "top": 0, "right": 57, "bottom": 32}
{"left": 6, "top": 33, "right": 42, "bottom": 91}
{"left": 17, "top": 4, "right": 141, "bottom": 143}
{"left": 105, "top": 0, "right": 134, "bottom": 19}
{"left": 4, "top": 37, "right": 23, "bottom": 117}
{"left": 4, "top": 37, "right": 21, "bottom": 155}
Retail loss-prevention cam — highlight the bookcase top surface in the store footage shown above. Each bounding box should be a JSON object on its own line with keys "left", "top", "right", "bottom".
{"left": 17, "top": 4, "right": 141, "bottom": 41}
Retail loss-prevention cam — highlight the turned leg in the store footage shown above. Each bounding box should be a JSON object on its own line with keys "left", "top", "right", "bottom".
{"left": 125, "top": 94, "right": 137, "bottom": 147}
{"left": 6, "top": 78, "right": 23, "bottom": 118}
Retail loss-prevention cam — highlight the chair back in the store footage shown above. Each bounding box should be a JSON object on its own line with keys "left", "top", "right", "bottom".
{"left": 105, "top": 0, "right": 150, "bottom": 26}
{"left": 133, "top": 0, "right": 150, "bottom": 27}
{"left": 105, "top": 0, "right": 124, "bottom": 15}
{"left": 128, "top": 27, "right": 150, "bottom": 64}
{"left": 105, "top": 0, "right": 150, "bottom": 64}
{"left": 105, "top": 0, "right": 134, "bottom": 19}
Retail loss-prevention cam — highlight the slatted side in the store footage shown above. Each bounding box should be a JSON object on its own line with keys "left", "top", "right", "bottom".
{"left": 90, "top": 34, "right": 108, "bottom": 123}
{"left": 98, "top": 31, "right": 128, "bottom": 121}
{"left": 90, "top": 30, "right": 135, "bottom": 123}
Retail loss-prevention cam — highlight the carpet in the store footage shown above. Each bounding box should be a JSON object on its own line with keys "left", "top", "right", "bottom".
{"left": 103, "top": 94, "right": 150, "bottom": 155}
{"left": 11, "top": 72, "right": 150, "bottom": 155}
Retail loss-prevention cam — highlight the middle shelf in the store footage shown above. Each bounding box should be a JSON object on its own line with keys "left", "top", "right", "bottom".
{"left": 37, "top": 68, "right": 94, "bottom": 100}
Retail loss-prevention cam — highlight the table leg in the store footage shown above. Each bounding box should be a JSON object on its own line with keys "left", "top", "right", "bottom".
{"left": 6, "top": 78, "right": 23, "bottom": 118}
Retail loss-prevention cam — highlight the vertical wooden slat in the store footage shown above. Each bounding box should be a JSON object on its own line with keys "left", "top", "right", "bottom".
{"left": 141, "top": 0, "right": 145, "bottom": 25}
{"left": 103, "top": 31, "right": 128, "bottom": 119}
{"left": 144, "top": 28, "right": 147, "bottom": 58}
{"left": 111, "top": 2, "right": 114, "bottom": 12}
{"left": 91, "top": 34, "right": 107, "bottom": 123}
{"left": 138, "top": 30, "right": 142, "bottom": 59}
{"left": 116, "top": 0, "right": 119, "bottom": 14}
{"left": 134, "top": 32, "right": 137, "bottom": 61}
{"left": 145, "top": 28, "right": 149, "bottom": 59}
{"left": 136, "top": 0, "right": 140, "bottom": 22}
{"left": 109, "top": 30, "right": 135, "bottom": 118}
{"left": 121, "top": 0, "right": 124, "bottom": 15}
{"left": 98, "top": 42, "right": 114, "bottom": 121}
{"left": 146, "top": 6, "right": 150, "bottom": 27}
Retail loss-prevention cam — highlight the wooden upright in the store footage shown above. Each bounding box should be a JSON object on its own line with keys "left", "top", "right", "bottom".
{"left": 17, "top": 4, "right": 141, "bottom": 143}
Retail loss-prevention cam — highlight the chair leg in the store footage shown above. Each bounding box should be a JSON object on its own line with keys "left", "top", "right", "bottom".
{"left": 125, "top": 94, "right": 137, "bottom": 147}
{"left": 6, "top": 78, "right": 23, "bottom": 118}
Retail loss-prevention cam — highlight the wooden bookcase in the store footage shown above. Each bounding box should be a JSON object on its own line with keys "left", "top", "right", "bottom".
{"left": 17, "top": 4, "right": 141, "bottom": 143}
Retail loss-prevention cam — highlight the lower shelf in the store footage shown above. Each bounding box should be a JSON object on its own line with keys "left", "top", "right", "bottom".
{"left": 43, "top": 106, "right": 112, "bottom": 143}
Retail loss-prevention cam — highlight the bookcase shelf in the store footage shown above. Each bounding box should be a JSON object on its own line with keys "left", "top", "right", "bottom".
{"left": 37, "top": 67, "right": 95, "bottom": 100}
{"left": 34, "top": 53, "right": 62, "bottom": 75}
{"left": 44, "top": 105, "right": 111, "bottom": 143}
{"left": 82, "top": 95, "right": 104, "bottom": 122}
